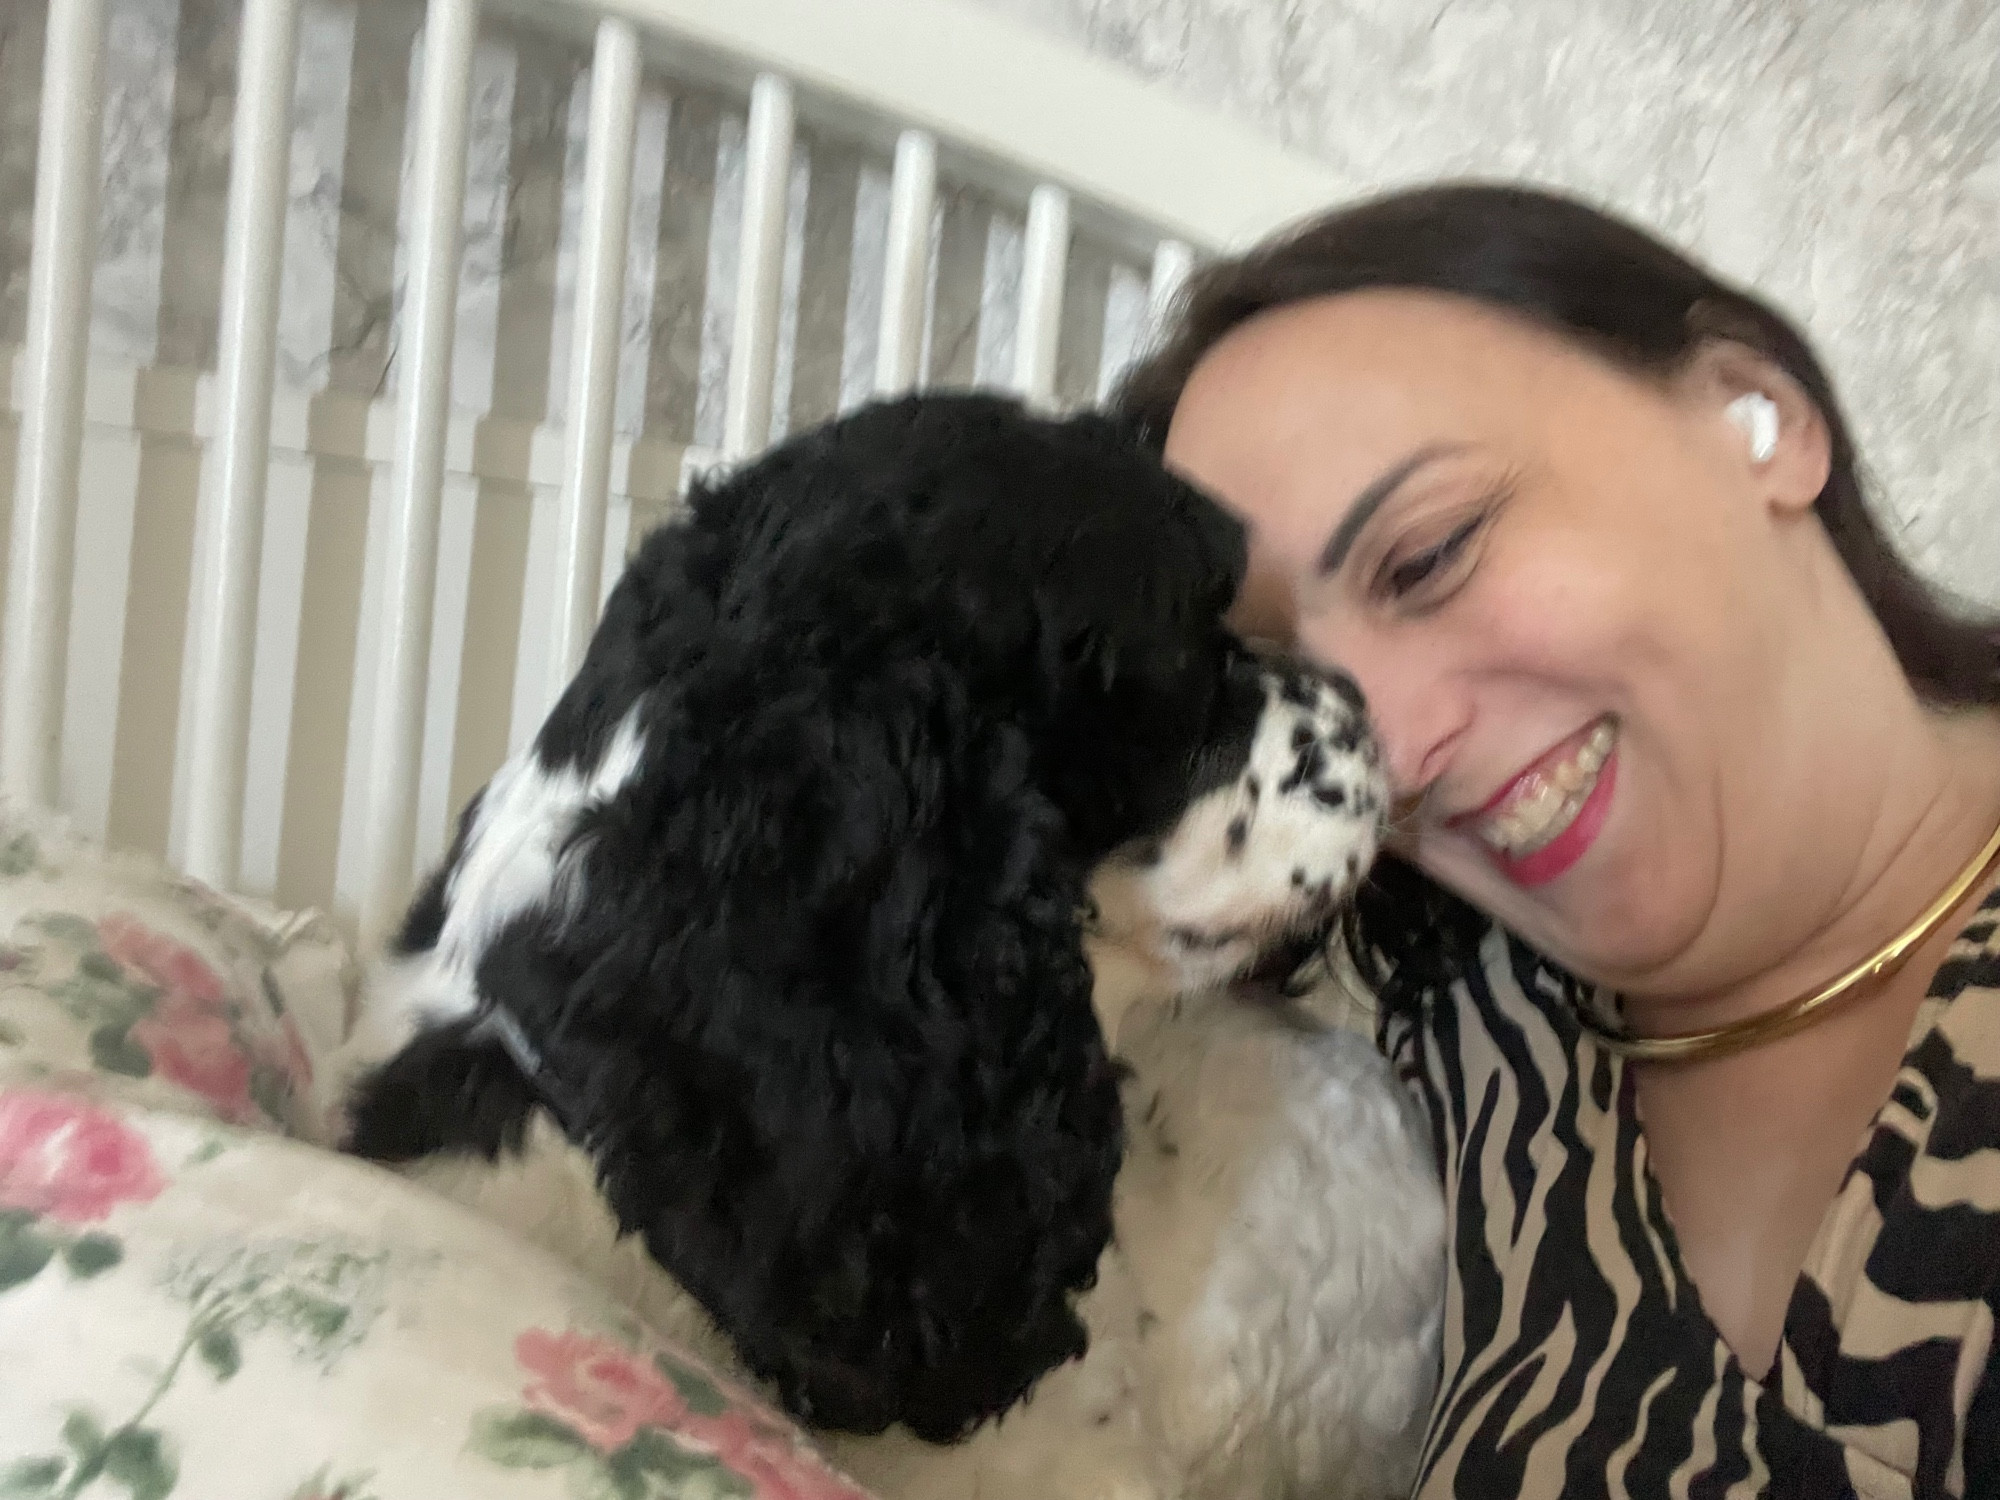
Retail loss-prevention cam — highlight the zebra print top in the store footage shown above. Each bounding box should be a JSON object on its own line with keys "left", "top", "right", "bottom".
{"left": 1379, "top": 886, "right": 2000, "bottom": 1500}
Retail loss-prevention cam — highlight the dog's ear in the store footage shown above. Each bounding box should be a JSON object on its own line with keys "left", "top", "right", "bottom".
{"left": 341, "top": 784, "right": 548, "bottom": 1164}
{"left": 1010, "top": 416, "right": 1253, "bottom": 858}
{"left": 343, "top": 1017, "right": 541, "bottom": 1163}
{"left": 490, "top": 680, "right": 1126, "bottom": 1443}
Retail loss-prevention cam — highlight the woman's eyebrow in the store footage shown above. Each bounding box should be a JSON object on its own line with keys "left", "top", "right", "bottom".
{"left": 1315, "top": 444, "right": 1466, "bottom": 576}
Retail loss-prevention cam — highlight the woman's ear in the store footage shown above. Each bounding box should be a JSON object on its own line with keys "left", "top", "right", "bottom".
{"left": 1680, "top": 339, "right": 1832, "bottom": 518}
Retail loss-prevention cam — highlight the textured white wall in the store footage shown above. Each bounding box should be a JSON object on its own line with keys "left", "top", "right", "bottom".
{"left": 967, "top": 0, "right": 2000, "bottom": 603}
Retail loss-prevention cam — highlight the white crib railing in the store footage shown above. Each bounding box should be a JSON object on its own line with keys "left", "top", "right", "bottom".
{"left": 1, "top": 0, "right": 106, "bottom": 831}
{"left": 0, "top": 0, "right": 1340, "bottom": 945}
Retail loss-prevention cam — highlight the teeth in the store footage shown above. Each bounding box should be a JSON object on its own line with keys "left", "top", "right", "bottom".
{"left": 1519, "top": 779, "right": 1561, "bottom": 823}
{"left": 1476, "top": 720, "right": 1616, "bottom": 857}
{"left": 1577, "top": 721, "right": 1613, "bottom": 775}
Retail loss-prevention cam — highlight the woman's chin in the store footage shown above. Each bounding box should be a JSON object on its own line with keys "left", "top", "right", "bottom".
{"left": 1433, "top": 843, "right": 1708, "bottom": 992}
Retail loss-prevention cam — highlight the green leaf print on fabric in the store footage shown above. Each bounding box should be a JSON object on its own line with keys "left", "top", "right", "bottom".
{"left": 97, "top": 1428, "right": 176, "bottom": 1500}
{"left": 259, "top": 969, "right": 288, "bottom": 1019}
{"left": 0, "top": 834, "right": 39, "bottom": 879}
{"left": 196, "top": 1327, "right": 242, "bottom": 1382}
{"left": 467, "top": 1410, "right": 595, "bottom": 1469}
{"left": 77, "top": 950, "right": 129, "bottom": 986}
{"left": 159, "top": 1240, "right": 389, "bottom": 1372}
{"left": 51, "top": 972, "right": 149, "bottom": 1032}
{"left": 0, "top": 1455, "right": 65, "bottom": 1497}
{"left": 0, "top": 943, "right": 24, "bottom": 1046}
{"left": 89, "top": 1022, "right": 154, "bottom": 1080}
{"left": 57, "top": 1416, "right": 101, "bottom": 1463}
{"left": 656, "top": 1356, "right": 730, "bottom": 1419}
{"left": 183, "top": 1139, "right": 228, "bottom": 1169}
{"left": 469, "top": 1414, "right": 754, "bottom": 1500}
{"left": 24, "top": 913, "right": 96, "bottom": 951}
{"left": 606, "top": 1429, "right": 754, "bottom": 1500}
{"left": 60, "top": 1233, "right": 122, "bottom": 1279}
{"left": 37, "top": 1409, "right": 178, "bottom": 1500}
{"left": 0, "top": 1215, "right": 57, "bottom": 1292}
{"left": 280, "top": 1467, "right": 379, "bottom": 1500}
{"left": 11, "top": 1238, "right": 395, "bottom": 1500}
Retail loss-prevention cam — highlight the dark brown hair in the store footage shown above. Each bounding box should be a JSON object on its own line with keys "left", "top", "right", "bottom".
{"left": 1113, "top": 181, "right": 2000, "bottom": 1000}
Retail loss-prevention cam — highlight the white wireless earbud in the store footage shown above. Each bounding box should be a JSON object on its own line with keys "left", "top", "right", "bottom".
{"left": 1725, "top": 392, "right": 1780, "bottom": 464}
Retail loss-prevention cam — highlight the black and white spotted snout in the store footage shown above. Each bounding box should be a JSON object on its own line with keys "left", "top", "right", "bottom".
{"left": 1266, "top": 658, "right": 1381, "bottom": 820}
{"left": 1091, "top": 659, "right": 1387, "bottom": 990}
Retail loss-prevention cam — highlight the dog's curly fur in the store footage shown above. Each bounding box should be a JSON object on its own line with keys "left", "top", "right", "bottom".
{"left": 336, "top": 394, "right": 1287, "bottom": 1441}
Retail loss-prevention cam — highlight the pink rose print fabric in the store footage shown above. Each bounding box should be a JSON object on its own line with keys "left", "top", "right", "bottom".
{"left": 1, "top": 805, "right": 879, "bottom": 1499}
{"left": 0, "top": 1088, "right": 164, "bottom": 1223}
{"left": 471, "top": 1327, "right": 876, "bottom": 1499}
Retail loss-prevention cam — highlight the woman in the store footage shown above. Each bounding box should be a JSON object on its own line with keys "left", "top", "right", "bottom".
{"left": 1117, "top": 184, "right": 2000, "bottom": 1498}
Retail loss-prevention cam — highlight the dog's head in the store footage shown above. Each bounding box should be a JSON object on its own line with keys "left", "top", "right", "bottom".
{"left": 347, "top": 393, "right": 1388, "bottom": 1445}
{"left": 675, "top": 392, "right": 1258, "bottom": 845}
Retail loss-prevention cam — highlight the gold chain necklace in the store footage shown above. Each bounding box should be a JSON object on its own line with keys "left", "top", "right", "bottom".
{"left": 1576, "top": 818, "right": 2000, "bottom": 1064}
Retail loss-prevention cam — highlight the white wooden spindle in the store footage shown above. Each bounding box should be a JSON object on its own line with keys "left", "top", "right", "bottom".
{"left": 874, "top": 129, "right": 935, "bottom": 395}
{"left": 547, "top": 16, "right": 642, "bottom": 707}
{"left": 180, "top": 0, "right": 303, "bottom": 889}
{"left": 356, "top": 0, "right": 481, "bottom": 949}
{"left": 721, "top": 73, "right": 794, "bottom": 459}
{"left": 1011, "top": 183, "right": 1070, "bottom": 407}
{"left": 1147, "top": 238, "right": 1195, "bottom": 340}
{"left": 0, "top": 0, "right": 108, "bottom": 808}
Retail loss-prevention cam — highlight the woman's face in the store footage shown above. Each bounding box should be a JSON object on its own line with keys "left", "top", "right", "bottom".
{"left": 1164, "top": 290, "right": 1835, "bottom": 993}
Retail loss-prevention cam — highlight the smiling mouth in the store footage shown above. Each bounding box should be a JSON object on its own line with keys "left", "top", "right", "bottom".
{"left": 1464, "top": 718, "right": 1617, "bottom": 860}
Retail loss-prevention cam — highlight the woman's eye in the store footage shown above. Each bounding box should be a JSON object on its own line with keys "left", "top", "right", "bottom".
{"left": 1381, "top": 512, "right": 1487, "bottom": 600}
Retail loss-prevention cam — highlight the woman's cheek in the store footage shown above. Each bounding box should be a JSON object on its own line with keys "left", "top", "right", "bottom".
{"left": 1477, "top": 545, "right": 1639, "bottom": 686}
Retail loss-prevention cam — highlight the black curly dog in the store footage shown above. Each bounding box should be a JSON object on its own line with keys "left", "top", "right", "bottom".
{"left": 339, "top": 392, "right": 1337, "bottom": 1443}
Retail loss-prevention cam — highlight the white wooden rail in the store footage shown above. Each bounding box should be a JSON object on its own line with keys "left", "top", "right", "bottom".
{"left": 179, "top": 0, "right": 304, "bottom": 892}
{"left": 722, "top": 74, "right": 796, "bottom": 461}
{"left": 546, "top": 17, "right": 645, "bottom": 709}
{"left": 1, "top": 0, "right": 108, "bottom": 810}
{"left": 0, "top": 0, "right": 1342, "bottom": 943}
{"left": 355, "top": 0, "right": 483, "bottom": 947}
{"left": 1014, "top": 185, "right": 1072, "bottom": 407}
{"left": 874, "top": 130, "right": 935, "bottom": 396}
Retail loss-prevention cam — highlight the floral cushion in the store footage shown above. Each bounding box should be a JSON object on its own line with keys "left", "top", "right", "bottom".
{"left": 0, "top": 806, "right": 355, "bottom": 1142}
{"left": 0, "top": 800, "right": 876, "bottom": 1500}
